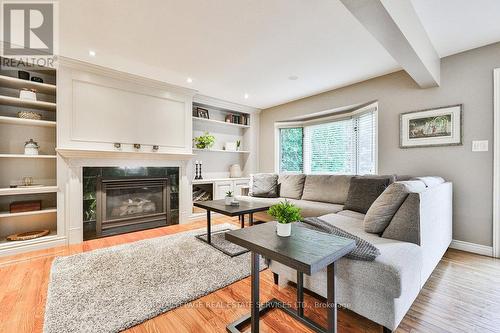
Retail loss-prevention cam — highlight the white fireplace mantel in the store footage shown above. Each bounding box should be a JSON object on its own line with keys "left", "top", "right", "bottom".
{"left": 56, "top": 148, "right": 194, "bottom": 161}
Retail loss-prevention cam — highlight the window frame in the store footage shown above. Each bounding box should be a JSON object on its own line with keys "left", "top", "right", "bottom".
{"left": 274, "top": 106, "right": 378, "bottom": 175}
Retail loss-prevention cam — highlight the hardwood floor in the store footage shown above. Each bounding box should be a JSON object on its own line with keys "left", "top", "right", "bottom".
{"left": 0, "top": 215, "right": 499, "bottom": 333}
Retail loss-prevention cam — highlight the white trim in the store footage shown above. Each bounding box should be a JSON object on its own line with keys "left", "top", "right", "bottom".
{"left": 450, "top": 239, "right": 493, "bottom": 257}
{"left": 494, "top": 68, "right": 500, "bottom": 258}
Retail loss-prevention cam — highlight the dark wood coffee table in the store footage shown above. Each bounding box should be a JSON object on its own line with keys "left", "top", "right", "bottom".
{"left": 225, "top": 221, "right": 356, "bottom": 333}
{"left": 193, "top": 199, "right": 271, "bottom": 254}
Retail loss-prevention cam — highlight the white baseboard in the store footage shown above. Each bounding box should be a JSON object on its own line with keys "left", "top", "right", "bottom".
{"left": 450, "top": 239, "right": 493, "bottom": 257}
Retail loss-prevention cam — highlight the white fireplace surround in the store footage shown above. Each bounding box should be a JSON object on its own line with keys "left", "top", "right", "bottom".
{"left": 59, "top": 156, "right": 192, "bottom": 244}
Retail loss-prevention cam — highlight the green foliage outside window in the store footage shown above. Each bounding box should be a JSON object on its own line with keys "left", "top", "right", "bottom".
{"left": 280, "top": 127, "right": 303, "bottom": 172}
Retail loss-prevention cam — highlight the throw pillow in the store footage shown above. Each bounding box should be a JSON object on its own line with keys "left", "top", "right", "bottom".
{"left": 364, "top": 180, "right": 426, "bottom": 234}
{"left": 278, "top": 174, "right": 306, "bottom": 199}
{"left": 343, "top": 175, "right": 395, "bottom": 214}
{"left": 249, "top": 173, "right": 279, "bottom": 198}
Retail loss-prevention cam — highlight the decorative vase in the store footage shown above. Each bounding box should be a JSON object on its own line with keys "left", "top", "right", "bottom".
{"left": 225, "top": 196, "right": 233, "bottom": 205}
{"left": 229, "top": 164, "right": 242, "bottom": 178}
{"left": 24, "top": 139, "right": 39, "bottom": 155}
{"left": 276, "top": 223, "right": 292, "bottom": 237}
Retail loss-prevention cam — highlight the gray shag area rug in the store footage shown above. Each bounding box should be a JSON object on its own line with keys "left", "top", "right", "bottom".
{"left": 43, "top": 224, "right": 265, "bottom": 333}
{"left": 196, "top": 229, "right": 249, "bottom": 257}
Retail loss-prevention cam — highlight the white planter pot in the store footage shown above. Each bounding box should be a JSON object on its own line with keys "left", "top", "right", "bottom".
{"left": 276, "top": 222, "right": 292, "bottom": 237}
{"left": 225, "top": 196, "right": 233, "bottom": 205}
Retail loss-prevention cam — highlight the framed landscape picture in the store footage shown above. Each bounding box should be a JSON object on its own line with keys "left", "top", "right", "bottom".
{"left": 400, "top": 104, "right": 463, "bottom": 148}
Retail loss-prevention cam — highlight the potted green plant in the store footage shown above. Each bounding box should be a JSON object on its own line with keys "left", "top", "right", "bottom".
{"left": 225, "top": 190, "right": 234, "bottom": 205}
{"left": 193, "top": 132, "right": 215, "bottom": 149}
{"left": 236, "top": 140, "right": 241, "bottom": 151}
{"left": 267, "top": 200, "right": 302, "bottom": 237}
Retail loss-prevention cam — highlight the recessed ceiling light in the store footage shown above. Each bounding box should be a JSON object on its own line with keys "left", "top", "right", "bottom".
{"left": 186, "top": 77, "right": 193, "bottom": 83}
{"left": 244, "top": 93, "right": 249, "bottom": 99}
{"left": 89, "top": 50, "right": 96, "bottom": 57}
{"left": 288, "top": 75, "right": 299, "bottom": 80}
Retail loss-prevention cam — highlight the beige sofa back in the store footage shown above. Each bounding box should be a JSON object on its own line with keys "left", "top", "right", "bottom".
{"left": 301, "top": 175, "right": 353, "bottom": 204}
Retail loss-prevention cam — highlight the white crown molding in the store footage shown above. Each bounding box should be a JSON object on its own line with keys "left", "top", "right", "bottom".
{"left": 450, "top": 239, "right": 493, "bottom": 257}
{"left": 193, "top": 94, "right": 261, "bottom": 114}
{"left": 56, "top": 56, "right": 197, "bottom": 96}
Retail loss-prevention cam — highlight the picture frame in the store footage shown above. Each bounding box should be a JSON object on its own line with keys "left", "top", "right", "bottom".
{"left": 196, "top": 107, "right": 209, "bottom": 119}
{"left": 400, "top": 104, "right": 463, "bottom": 148}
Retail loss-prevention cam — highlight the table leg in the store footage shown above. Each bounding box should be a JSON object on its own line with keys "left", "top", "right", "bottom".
{"left": 297, "top": 271, "right": 304, "bottom": 318}
{"left": 241, "top": 214, "right": 245, "bottom": 228}
{"left": 206, "top": 210, "right": 211, "bottom": 244}
{"left": 327, "top": 262, "right": 337, "bottom": 333}
{"left": 251, "top": 252, "right": 260, "bottom": 333}
{"left": 249, "top": 213, "right": 254, "bottom": 226}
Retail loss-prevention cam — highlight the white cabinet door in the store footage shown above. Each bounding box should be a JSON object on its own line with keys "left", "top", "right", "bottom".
{"left": 234, "top": 179, "right": 250, "bottom": 196}
{"left": 214, "top": 181, "right": 234, "bottom": 199}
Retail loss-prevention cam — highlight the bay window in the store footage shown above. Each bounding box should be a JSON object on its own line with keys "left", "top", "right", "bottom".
{"left": 278, "top": 109, "right": 377, "bottom": 175}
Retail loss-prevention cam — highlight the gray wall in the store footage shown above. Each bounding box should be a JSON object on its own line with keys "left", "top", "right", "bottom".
{"left": 259, "top": 42, "right": 500, "bottom": 247}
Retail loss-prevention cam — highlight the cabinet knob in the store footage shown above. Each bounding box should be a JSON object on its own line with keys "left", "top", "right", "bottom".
{"left": 113, "top": 143, "right": 121, "bottom": 149}
{"left": 152, "top": 145, "right": 159, "bottom": 151}
{"left": 133, "top": 144, "right": 141, "bottom": 150}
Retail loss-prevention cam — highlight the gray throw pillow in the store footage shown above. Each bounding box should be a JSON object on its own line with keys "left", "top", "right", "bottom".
{"left": 249, "top": 173, "right": 279, "bottom": 198}
{"left": 343, "top": 175, "right": 395, "bottom": 214}
{"left": 279, "top": 174, "right": 306, "bottom": 199}
{"left": 364, "top": 180, "right": 426, "bottom": 234}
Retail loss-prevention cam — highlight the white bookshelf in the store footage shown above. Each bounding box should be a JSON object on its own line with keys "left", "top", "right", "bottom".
{"left": 0, "top": 95, "right": 56, "bottom": 111}
{"left": 0, "top": 186, "right": 58, "bottom": 196}
{"left": 0, "top": 75, "right": 56, "bottom": 94}
{"left": 0, "top": 207, "right": 57, "bottom": 219}
{"left": 193, "top": 148, "right": 250, "bottom": 154}
{"left": 192, "top": 116, "right": 250, "bottom": 128}
{"left": 0, "top": 61, "right": 58, "bottom": 254}
{"left": 0, "top": 115, "right": 56, "bottom": 128}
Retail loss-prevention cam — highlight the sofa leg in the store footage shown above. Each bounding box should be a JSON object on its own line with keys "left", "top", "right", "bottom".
{"left": 273, "top": 272, "right": 279, "bottom": 285}
{"left": 382, "top": 327, "right": 392, "bottom": 333}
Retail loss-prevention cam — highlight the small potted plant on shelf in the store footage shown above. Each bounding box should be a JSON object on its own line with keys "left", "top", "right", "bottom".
{"left": 236, "top": 140, "right": 241, "bottom": 151}
{"left": 225, "top": 190, "right": 234, "bottom": 205}
{"left": 193, "top": 132, "right": 215, "bottom": 149}
{"left": 267, "top": 200, "right": 302, "bottom": 237}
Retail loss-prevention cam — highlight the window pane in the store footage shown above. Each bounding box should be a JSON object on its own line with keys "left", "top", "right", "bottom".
{"left": 306, "top": 119, "right": 355, "bottom": 174}
{"left": 357, "top": 112, "right": 376, "bottom": 174}
{"left": 280, "top": 127, "right": 303, "bottom": 172}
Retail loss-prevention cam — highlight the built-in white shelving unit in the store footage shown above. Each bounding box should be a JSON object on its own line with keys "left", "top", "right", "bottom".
{"left": 0, "top": 115, "right": 56, "bottom": 127}
{"left": 192, "top": 116, "right": 250, "bottom": 129}
{"left": 193, "top": 148, "right": 250, "bottom": 154}
{"left": 0, "top": 186, "right": 58, "bottom": 196}
{"left": 0, "top": 207, "right": 57, "bottom": 218}
{"left": 0, "top": 95, "right": 56, "bottom": 111}
{"left": 0, "top": 59, "right": 58, "bottom": 254}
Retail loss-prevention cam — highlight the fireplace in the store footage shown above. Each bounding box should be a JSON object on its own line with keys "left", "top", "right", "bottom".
{"left": 83, "top": 167, "right": 179, "bottom": 240}
{"left": 96, "top": 177, "right": 170, "bottom": 236}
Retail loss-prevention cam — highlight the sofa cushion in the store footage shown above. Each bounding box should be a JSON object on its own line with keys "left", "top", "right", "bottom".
{"left": 236, "top": 195, "right": 284, "bottom": 207}
{"left": 337, "top": 210, "right": 366, "bottom": 220}
{"left": 364, "top": 181, "right": 426, "bottom": 234}
{"left": 288, "top": 199, "right": 343, "bottom": 218}
{"left": 278, "top": 174, "right": 306, "bottom": 199}
{"left": 382, "top": 193, "right": 421, "bottom": 245}
{"left": 249, "top": 173, "right": 279, "bottom": 198}
{"left": 301, "top": 175, "right": 353, "bottom": 204}
{"left": 343, "top": 176, "right": 394, "bottom": 214}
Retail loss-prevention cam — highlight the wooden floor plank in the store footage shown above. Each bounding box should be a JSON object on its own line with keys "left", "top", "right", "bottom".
{"left": 0, "top": 216, "right": 498, "bottom": 333}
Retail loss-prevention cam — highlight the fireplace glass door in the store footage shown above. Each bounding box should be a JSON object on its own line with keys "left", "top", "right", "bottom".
{"left": 96, "top": 178, "right": 170, "bottom": 236}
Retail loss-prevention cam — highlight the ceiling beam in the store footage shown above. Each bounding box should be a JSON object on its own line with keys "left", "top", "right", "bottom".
{"left": 340, "top": 0, "right": 440, "bottom": 88}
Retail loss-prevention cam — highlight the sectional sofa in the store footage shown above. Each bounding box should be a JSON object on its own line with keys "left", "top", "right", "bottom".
{"left": 238, "top": 174, "right": 453, "bottom": 332}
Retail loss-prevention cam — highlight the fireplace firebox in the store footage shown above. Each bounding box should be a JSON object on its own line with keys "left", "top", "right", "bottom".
{"left": 96, "top": 177, "right": 171, "bottom": 236}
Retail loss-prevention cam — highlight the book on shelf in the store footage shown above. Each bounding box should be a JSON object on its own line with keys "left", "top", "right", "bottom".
{"left": 224, "top": 113, "right": 250, "bottom": 126}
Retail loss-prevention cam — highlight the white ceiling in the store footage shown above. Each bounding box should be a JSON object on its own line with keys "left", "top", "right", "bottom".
{"left": 411, "top": 0, "right": 500, "bottom": 57}
{"left": 59, "top": 0, "right": 500, "bottom": 109}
